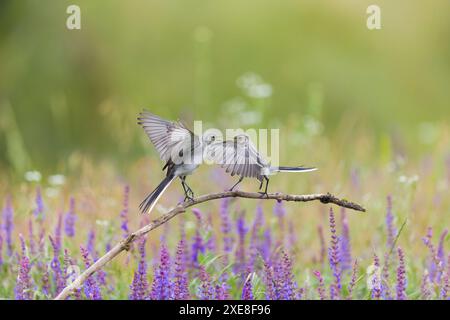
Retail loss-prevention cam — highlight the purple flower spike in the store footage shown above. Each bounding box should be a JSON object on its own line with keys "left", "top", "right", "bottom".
{"left": 150, "top": 245, "right": 172, "bottom": 300}
{"left": 173, "top": 240, "right": 189, "bottom": 300}
{"left": 313, "top": 270, "right": 327, "bottom": 300}
{"left": 220, "top": 198, "right": 233, "bottom": 266}
{"left": 234, "top": 211, "right": 248, "bottom": 274}
{"left": 15, "top": 241, "right": 32, "bottom": 300}
{"left": 86, "top": 229, "right": 96, "bottom": 257}
{"left": 2, "top": 196, "right": 14, "bottom": 256}
{"left": 54, "top": 212, "right": 63, "bottom": 252}
{"left": 371, "top": 254, "right": 382, "bottom": 299}
{"left": 64, "top": 197, "right": 76, "bottom": 238}
{"left": 249, "top": 205, "right": 264, "bottom": 267}
{"left": 280, "top": 251, "right": 296, "bottom": 300}
{"left": 49, "top": 235, "right": 65, "bottom": 295}
{"left": 33, "top": 187, "right": 44, "bottom": 219}
{"left": 80, "top": 246, "right": 102, "bottom": 300}
{"left": 120, "top": 185, "right": 130, "bottom": 238}
{"left": 191, "top": 229, "right": 205, "bottom": 269}
{"left": 385, "top": 195, "right": 396, "bottom": 249}
{"left": 198, "top": 266, "right": 213, "bottom": 300}
{"left": 328, "top": 208, "right": 341, "bottom": 299}
{"left": 339, "top": 209, "right": 352, "bottom": 271}
{"left": 241, "top": 271, "right": 254, "bottom": 300}
{"left": 347, "top": 259, "right": 358, "bottom": 300}
{"left": 396, "top": 247, "right": 407, "bottom": 300}
{"left": 273, "top": 201, "right": 286, "bottom": 242}
{"left": 130, "top": 237, "right": 149, "bottom": 300}
{"left": 28, "top": 219, "right": 35, "bottom": 255}
{"left": 317, "top": 225, "right": 326, "bottom": 267}
{"left": 263, "top": 261, "right": 277, "bottom": 300}
{"left": 420, "top": 270, "right": 432, "bottom": 300}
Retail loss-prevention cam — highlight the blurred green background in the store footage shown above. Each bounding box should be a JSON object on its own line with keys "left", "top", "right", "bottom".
{"left": 0, "top": 0, "right": 449, "bottom": 175}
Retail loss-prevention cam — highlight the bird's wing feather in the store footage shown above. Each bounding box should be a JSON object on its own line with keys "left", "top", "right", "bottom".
{"left": 208, "top": 138, "right": 265, "bottom": 179}
{"left": 138, "top": 110, "right": 200, "bottom": 162}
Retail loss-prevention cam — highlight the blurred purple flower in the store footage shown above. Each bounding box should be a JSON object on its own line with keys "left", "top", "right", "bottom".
{"left": 198, "top": 266, "right": 213, "bottom": 300}
{"left": 2, "top": 196, "right": 14, "bottom": 256}
{"left": 80, "top": 246, "right": 102, "bottom": 300}
{"left": 339, "top": 209, "right": 352, "bottom": 271}
{"left": 328, "top": 208, "right": 341, "bottom": 299}
{"left": 130, "top": 237, "right": 149, "bottom": 300}
{"left": 28, "top": 219, "right": 36, "bottom": 255}
{"left": 317, "top": 225, "right": 326, "bottom": 267}
{"left": 64, "top": 197, "right": 76, "bottom": 238}
{"left": 420, "top": 270, "right": 432, "bottom": 300}
{"left": 313, "top": 270, "right": 326, "bottom": 300}
{"left": 260, "top": 228, "right": 272, "bottom": 264}
{"left": 33, "top": 187, "right": 44, "bottom": 219}
{"left": 49, "top": 235, "right": 64, "bottom": 295}
{"left": 422, "top": 227, "right": 443, "bottom": 284}
{"left": 15, "top": 239, "right": 32, "bottom": 300}
{"left": 241, "top": 271, "right": 253, "bottom": 300}
{"left": 191, "top": 229, "right": 204, "bottom": 269}
{"left": 0, "top": 234, "right": 3, "bottom": 265}
{"left": 173, "top": 240, "right": 189, "bottom": 300}
{"left": 279, "top": 250, "right": 296, "bottom": 300}
{"left": 86, "top": 229, "right": 96, "bottom": 257}
{"left": 248, "top": 205, "right": 264, "bottom": 267}
{"left": 234, "top": 211, "right": 248, "bottom": 274}
{"left": 347, "top": 259, "right": 358, "bottom": 300}
{"left": 371, "top": 254, "right": 382, "bottom": 299}
{"left": 215, "top": 282, "right": 229, "bottom": 300}
{"left": 263, "top": 261, "right": 277, "bottom": 299}
{"left": 273, "top": 201, "right": 286, "bottom": 243}
{"left": 54, "top": 212, "right": 63, "bottom": 252}
{"left": 386, "top": 195, "right": 397, "bottom": 249}
{"left": 150, "top": 244, "right": 172, "bottom": 300}
{"left": 120, "top": 185, "right": 130, "bottom": 238}
{"left": 220, "top": 198, "right": 233, "bottom": 266}
{"left": 396, "top": 247, "right": 407, "bottom": 300}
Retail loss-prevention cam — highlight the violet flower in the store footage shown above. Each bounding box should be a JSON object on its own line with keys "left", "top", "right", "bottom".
{"left": 150, "top": 244, "right": 172, "bottom": 300}
{"left": 263, "top": 261, "right": 277, "bottom": 300}
{"left": 33, "top": 187, "right": 44, "bottom": 219}
{"left": 220, "top": 198, "right": 233, "bottom": 267}
{"left": 120, "top": 185, "right": 130, "bottom": 238}
{"left": 129, "top": 237, "right": 149, "bottom": 300}
{"left": 339, "top": 209, "right": 352, "bottom": 271}
{"left": 234, "top": 211, "right": 248, "bottom": 274}
{"left": 80, "top": 246, "right": 102, "bottom": 299}
{"left": 396, "top": 247, "right": 407, "bottom": 300}
{"left": 371, "top": 254, "right": 382, "bottom": 299}
{"left": 64, "top": 197, "right": 76, "bottom": 238}
{"left": 198, "top": 266, "right": 213, "bottom": 300}
{"left": 313, "top": 270, "right": 326, "bottom": 300}
{"left": 86, "top": 229, "right": 96, "bottom": 257}
{"left": 328, "top": 208, "right": 341, "bottom": 299}
{"left": 347, "top": 259, "right": 358, "bottom": 300}
{"left": 385, "top": 195, "right": 396, "bottom": 249}
{"left": 2, "top": 196, "right": 14, "bottom": 256}
{"left": 248, "top": 205, "right": 264, "bottom": 268}
{"left": 15, "top": 241, "right": 32, "bottom": 300}
{"left": 173, "top": 240, "right": 189, "bottom": 300}
{"left": 49, "top": 235, "right": 65, "bottom": 295}
{"left": 241, "top": 271, "right": 254, "bottom": 300}
{"left": 28, "top": 219, "right": 36, "bottom": 255}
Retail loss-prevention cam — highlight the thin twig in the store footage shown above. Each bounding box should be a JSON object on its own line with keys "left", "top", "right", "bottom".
{"left": 54, "top": 190, "right": 365, "bottom": 300}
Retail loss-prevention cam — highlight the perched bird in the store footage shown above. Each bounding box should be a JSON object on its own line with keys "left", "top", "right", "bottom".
{"left": 207, "top": 133, "right": 317, "bottom": 195}
{"left": 137, "top": 110, "right": 216, "bottom": 214}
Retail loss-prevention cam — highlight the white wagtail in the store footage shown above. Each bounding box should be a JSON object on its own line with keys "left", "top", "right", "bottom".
{"left": 137, "top": 110, "right": 216, "bottom": 214}
{"left": 207, "top": 133, "right": 317, "bottom": 195}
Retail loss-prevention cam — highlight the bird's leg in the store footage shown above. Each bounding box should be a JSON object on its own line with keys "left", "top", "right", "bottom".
{"left": 180, "top": 176, "right": 194, "bottom": 201}
{"left": 258, "top": 177, "right": 270, "bottom": 198}
{"left": 229, "top": 176, "right": 244, "bottom": 191}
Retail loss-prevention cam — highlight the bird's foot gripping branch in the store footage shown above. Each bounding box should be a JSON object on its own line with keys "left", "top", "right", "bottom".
{"left": 54, "top": 190, "right": 365, "bottom": 300}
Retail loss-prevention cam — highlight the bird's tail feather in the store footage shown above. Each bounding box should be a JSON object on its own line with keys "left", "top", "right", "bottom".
{"left": 139, "top": 174, "right": 176, "bottom": 214}
{"left": 273, "top": 166, "right": 317, "bottom": 173}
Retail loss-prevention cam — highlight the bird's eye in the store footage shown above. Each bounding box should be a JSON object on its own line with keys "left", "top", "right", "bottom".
{"left": 211, "top": 136, "right": 215, "bottom": 141}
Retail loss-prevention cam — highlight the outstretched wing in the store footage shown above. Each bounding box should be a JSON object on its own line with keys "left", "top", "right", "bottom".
{"left": 138, "top": 110, "right": 200, "bottom": 163}
{"left": 207, "top": 135, "right": 266, "bottom": 180}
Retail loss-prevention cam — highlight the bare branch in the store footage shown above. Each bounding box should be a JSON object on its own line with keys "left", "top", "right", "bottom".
{"left": 54, "top": 190, "right": 365, "bottom": 300}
